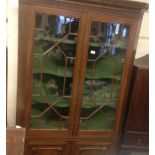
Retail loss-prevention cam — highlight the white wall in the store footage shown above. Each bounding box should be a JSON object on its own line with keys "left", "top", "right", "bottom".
{"left": 136, "top": 11, "right": 149, "bottom": 58}
{"left": 130, "top": 0, "right": 149, "bottom": 58}
{"left": 7, "top": 0, "right": 149, "bottom": 127}
{"left": 7, "top": 0, "right": 18, "bottom": 127}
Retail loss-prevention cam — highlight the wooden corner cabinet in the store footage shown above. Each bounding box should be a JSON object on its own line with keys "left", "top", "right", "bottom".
{"left": 16, "top": 0, "right": 148, "bottom": 155}
{"left": 120, "top": 54, "right": 149, "bottom": 154}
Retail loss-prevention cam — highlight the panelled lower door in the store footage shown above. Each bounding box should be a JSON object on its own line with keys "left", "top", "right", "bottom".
{"left": 29, "top": 142, "right": 69, "bottom": 155}
{"left": 31, "top": 147, "right": 64, "bottom": 155}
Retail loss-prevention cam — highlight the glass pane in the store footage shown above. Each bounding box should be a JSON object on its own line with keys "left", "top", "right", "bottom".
{"left": 80, "top": 21, "right": 130, "bottom": 131}
{"left": 31, "top": 14, "right": 79, "bottom": 129}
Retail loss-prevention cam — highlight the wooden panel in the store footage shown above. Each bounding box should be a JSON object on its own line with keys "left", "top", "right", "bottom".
{"left": 16, "top": 3, "right": 34, "bottom": 127}
{"left": 20, "top": 0, "right": 149, "bottom": 11}
{"left": 126, "top": 64, "right": 149, "bottom": 132}
{"left": 19, "top": 0, "right": 149, "bottom": 20}
{"left": 6, "top": 128, "right": 25, "bottom": 155}
{"left": 79, "top": 149, "right": 110, "bottom": 155}
{"left": 27, "top": 139, "right": 69, "bottom": 155}
{"left": 124, "top": 133, "right": 149, "bottom": 146}
{"left": 31, "top": 147, "right": 64, "bottom": 155}
{"left": 78, "top": 145, "right": 114, "bottom": 155}
{"left": 75, "top": 141, "right": 115, "bottom": 155}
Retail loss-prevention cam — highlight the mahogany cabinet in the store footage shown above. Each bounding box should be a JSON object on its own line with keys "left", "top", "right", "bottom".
{"left": 120, "top": 55, "right": 149, "bottom": 153}
{"left": 16, "top": 0, "right": 148, "bottom": 154}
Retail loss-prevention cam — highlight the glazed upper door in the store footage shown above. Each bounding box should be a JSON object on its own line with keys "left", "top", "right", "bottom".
{"left": 30, "top": 7, "right": 84, "bottom": 131}
{"left": 77, "top": 14, "right": 133, "bottom": 134}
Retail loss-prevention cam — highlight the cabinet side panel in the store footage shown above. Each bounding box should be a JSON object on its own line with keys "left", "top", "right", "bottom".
{"left": 126, "top": 68, "right": 149, "bottom": 132}
{"left": 16, "top": 4, "right": 34, "bottom": 126}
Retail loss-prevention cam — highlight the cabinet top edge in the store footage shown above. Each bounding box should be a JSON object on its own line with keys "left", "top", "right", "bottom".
{"left": 19, "top": 0, "right": 149, "bottom": 12}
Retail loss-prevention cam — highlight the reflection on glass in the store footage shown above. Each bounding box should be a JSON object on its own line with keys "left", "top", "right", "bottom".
{"left": 80, "top": 21, "right": 130, "bottom": 131}
{"left": 31, "top": 14, "right": 79, "bottom": 129}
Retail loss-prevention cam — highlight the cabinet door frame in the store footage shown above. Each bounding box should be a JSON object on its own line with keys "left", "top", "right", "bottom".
{"left": 17, "top": 3, "right": 87, "bottom": 137}
{"left": 73, "top": 12, "right": 140, "bottom": 138}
